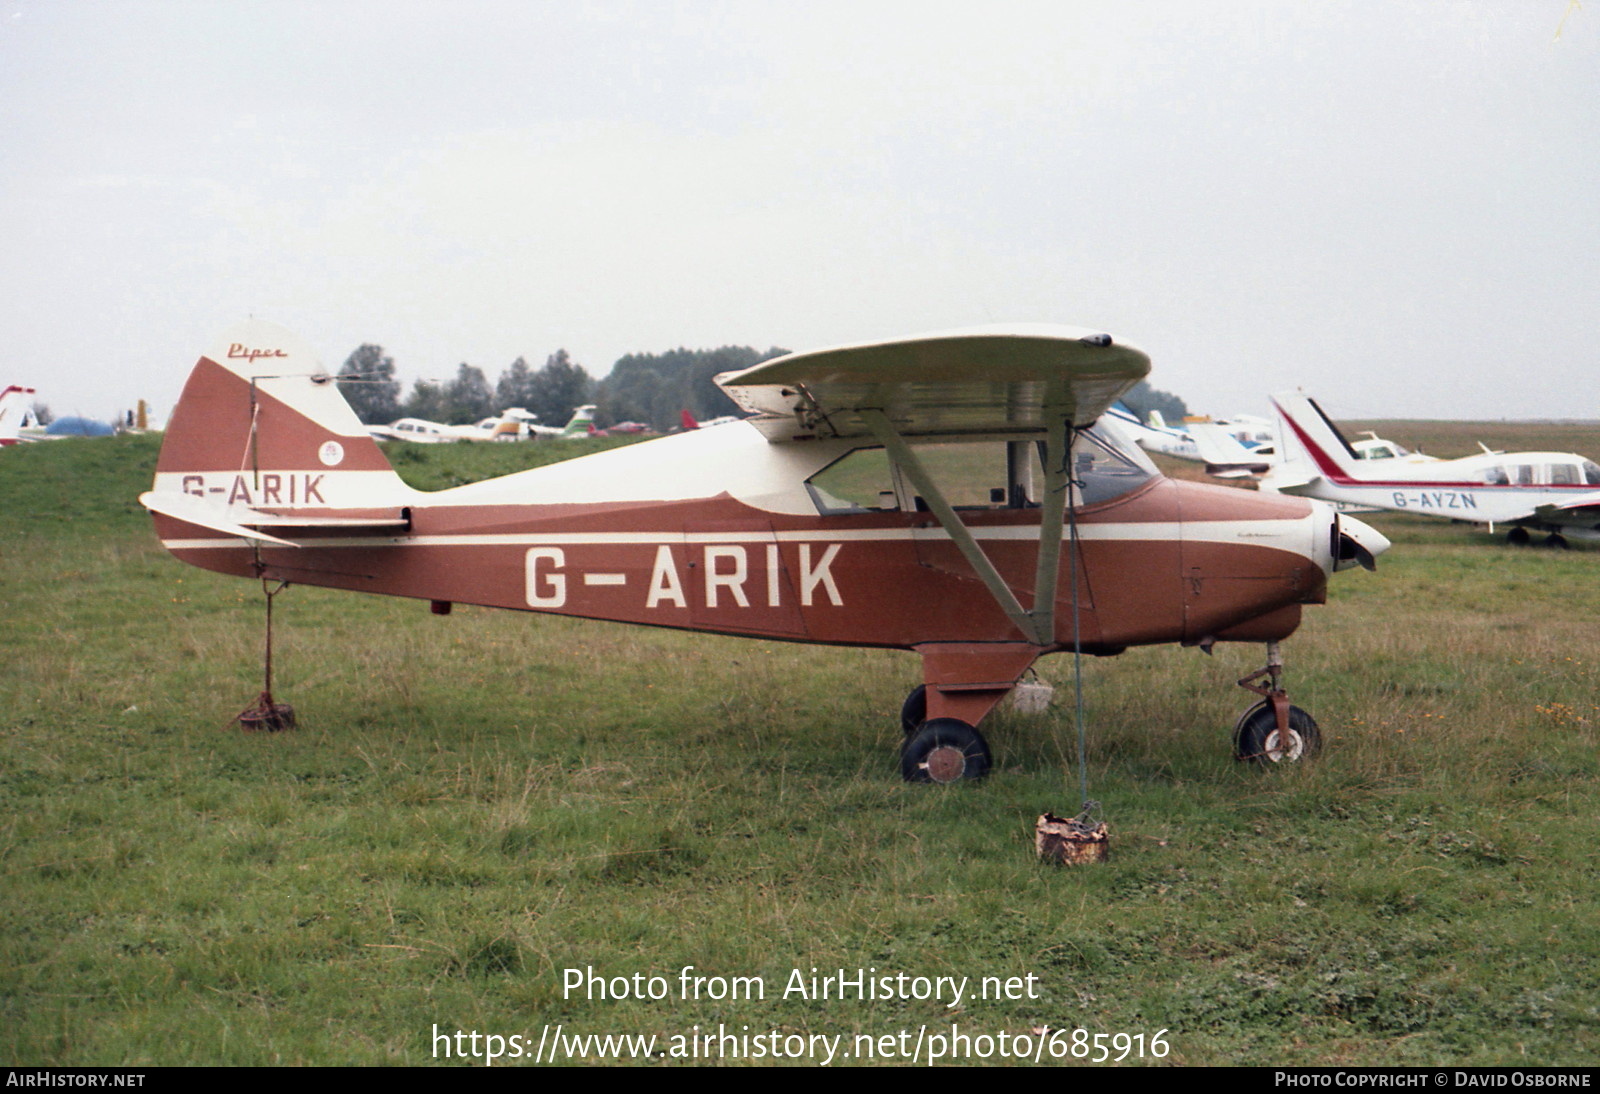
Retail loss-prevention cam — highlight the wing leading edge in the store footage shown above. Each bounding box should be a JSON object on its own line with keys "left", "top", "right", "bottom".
{"left": 717, "top": 325, "right": 1150, "bottom": 442}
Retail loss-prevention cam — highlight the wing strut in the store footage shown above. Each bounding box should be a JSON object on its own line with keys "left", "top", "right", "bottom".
{"left": 1028, "top": 412, "right": 1072, "bottom": 646}
{"left": 860, "top": 409, "right": 1071, "bottom": 646}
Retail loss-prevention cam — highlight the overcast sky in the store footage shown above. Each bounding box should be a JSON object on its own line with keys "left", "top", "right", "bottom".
{"left": 2, "top": 0, "right": 1595, "bottom": 423}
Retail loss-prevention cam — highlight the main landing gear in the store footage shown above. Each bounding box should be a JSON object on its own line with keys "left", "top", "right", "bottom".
{"left": 899, "top": 645, "right": 1041, "bottom": 783}
{"left": 898, "top": 685, "right": 994, "bottom": 782}
{"left": 1233, "top": 641, "right": 1321, "bottom": 763}
{"left": 1506, "top": 527, "right": 1569, "bottom": 549}
{"left": 898, "top": 641, "right": 1323, "bottom": 780}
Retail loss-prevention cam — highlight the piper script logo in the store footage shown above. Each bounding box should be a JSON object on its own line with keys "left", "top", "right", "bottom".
{"left": 227, "top": 344, "right": 289, "bottom": 363}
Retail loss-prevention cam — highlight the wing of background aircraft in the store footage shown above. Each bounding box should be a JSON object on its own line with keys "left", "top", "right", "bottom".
{"left": 1533, "top": 494, "right": 1600, "bottom": 531}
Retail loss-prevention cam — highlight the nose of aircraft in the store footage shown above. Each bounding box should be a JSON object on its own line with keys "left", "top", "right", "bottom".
{"left": 1333, "top": 512, "right": 1390, "bottom": 572}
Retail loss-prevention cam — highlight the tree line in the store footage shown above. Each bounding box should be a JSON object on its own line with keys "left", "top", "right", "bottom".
{"left": 335, "top": 344, "right": 1186, "bottom": 433}
{"left": 335, "top": 343, "right": 791, "bottom": 434}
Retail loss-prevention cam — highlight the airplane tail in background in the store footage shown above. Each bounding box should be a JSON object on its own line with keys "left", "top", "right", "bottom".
{"left": 563, "top": 404, "right": 597, "bottom": 438}
{"left": 680, "top": 408, "right": 700, "bottom": 431}
{"left": 0, "top": 385, "right": 36, "bottom": 446}
{"left": 1263, "top": 392, "right": 1365, "bottom": 491}
{"left": 143, "top": 321, "right": 418, "bottom": 540}
{"left": 1187, "top": 422, "right": 1273, "bottom": 479}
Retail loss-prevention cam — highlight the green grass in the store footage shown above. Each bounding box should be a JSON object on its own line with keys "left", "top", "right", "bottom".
{"left": 4, "top": 431, "right": 1600, "bottom": 1065}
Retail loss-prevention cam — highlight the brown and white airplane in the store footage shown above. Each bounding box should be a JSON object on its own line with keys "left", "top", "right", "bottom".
{"left": 142, "top": 321, "right": 1388, "bottom": 781}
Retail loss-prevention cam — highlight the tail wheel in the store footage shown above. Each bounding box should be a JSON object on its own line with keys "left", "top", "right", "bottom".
{"left": 1233, "top": 701, "right": 1321, "bottom": 763}
{"left": 901, "top": 718, "right": 990, "bottom": 783}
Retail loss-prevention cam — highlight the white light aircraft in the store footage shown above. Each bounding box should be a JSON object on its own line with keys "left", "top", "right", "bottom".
{"left": 1264, "top": 392, "right": 1600, "bottom": 547}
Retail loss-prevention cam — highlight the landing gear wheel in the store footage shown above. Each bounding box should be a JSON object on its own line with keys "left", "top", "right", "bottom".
{"left": 1543, "top": 533, "right": 1570, "bottom": 550}
{"left": 1233, "top": 701, "right": 1320, "bottom": 763}
{"left": 901, "top": 718, "right": 990, "bottom": 783}
{"left": 900, "top": 685, "right": 927, "bottom": 734}
{"left": 1507, "top": 527, "right": 1532, "bottom": 547}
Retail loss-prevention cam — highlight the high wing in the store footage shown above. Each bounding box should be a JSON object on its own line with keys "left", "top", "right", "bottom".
{"left": 717, "top": 325, "right": 1149, "bottom": 442}
{"left": 718, "top": 325, "right": 1149, "bottom": 645}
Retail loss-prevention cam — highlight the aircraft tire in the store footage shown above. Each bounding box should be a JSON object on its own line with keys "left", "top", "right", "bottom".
{"left": 1507, "top": 527, "right": 1532, "bottom": 547}
{"left": 901, "top": 718, "right": 990, "bottom": 783}
{"left": 1233, "top": 701, "right": 1321, "bottom": 764}
{"left": 900, "top": 685, "right": 927, "bottom": 734}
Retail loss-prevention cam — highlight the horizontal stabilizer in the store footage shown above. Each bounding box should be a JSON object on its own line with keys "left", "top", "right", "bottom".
{"left": 141, "top": 491, "right": 411, "bottom": 545}
{"left": 140, "top": 491, "right": 300, "bottom": 546}
{"left": 1188, "top": 422, "right": 1267, "bottom": 468}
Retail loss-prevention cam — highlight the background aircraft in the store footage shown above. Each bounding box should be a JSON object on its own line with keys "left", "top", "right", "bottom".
{"left": 1263, "top": 391, "right": 1600, "bottom": 547}
{"left": 368, "top": 405, "right": 598, "bottom": 444}
{"left": 0, "top": 386, "right": 36, "bottom": 446}
{"left": 679, "top": 409, "right": 744, "bottom": 431}
{"left": 366, "top": 417, "right": 471, "bottom": 443}
{"left": 141, "top": 322, "right": 1387, "bottom": 778}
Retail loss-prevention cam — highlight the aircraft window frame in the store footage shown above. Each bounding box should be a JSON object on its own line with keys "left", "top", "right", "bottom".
{"left": 1069, "top": 424, "right": 1159, "bottom": 507}
{"left": 803, "top": 426, "right": 1158, "bottom": 517}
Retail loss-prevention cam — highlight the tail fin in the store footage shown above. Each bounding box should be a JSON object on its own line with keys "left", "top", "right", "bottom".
{"left": 1268, "top": 392, "right": 1366, "bottom": 486}
{"left": 563, "top": 404, "right": 597, "bottom": 438}
{"left": 680, "top": 408, "right": 700, "bottom": 431}
{"left": 149, "top": 321, "right": 416, "bottom": 513}
{"left": 0, "top": 385, "right": 36, "bottom": 445}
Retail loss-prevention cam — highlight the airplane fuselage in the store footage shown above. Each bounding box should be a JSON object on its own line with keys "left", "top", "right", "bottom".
{"left": 152, "top": 421, "right": 1337, "bottom": 653}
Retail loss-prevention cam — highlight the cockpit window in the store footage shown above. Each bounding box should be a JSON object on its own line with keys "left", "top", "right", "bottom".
{"left": 806, "top": 447, "right": 899, "bottom": 513}
{"left": 805, "top": 426, "right": 1158, "bottom": 516}
{"left": 1071, "top": 424, "right": 1158, "bottom": 505}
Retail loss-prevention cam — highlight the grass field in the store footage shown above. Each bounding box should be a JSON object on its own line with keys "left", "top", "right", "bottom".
{"left": 4, "top": 426, "right": 1600, "bottom": 1067}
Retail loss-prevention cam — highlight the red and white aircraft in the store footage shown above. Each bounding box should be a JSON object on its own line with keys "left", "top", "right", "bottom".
{"left": 141, "top": 322, "right": 1388, "bottom": 778}
{"left": 1264, "top": 392, "right": 1600, "bottom": 547}
{"left": 0, "top": 385, "right": 37, "bottom": 446}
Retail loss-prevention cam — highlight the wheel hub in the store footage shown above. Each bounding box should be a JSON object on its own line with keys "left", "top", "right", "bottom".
{"left": 1262, "top": 729, "right": 1303, "bottom": 762}
{"left": 922, "top": 744, "right": 969, "bottom": 783}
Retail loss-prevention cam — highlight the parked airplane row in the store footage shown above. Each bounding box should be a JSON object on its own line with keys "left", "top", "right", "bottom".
{"left": 1114, "top": 396, "right": 1600, "bottom": 548}
{"left": 367, "top": 404, "right": 599, "bottom": 444}
{"left": 0, "top": 386, "right": 141, "bottom": 443}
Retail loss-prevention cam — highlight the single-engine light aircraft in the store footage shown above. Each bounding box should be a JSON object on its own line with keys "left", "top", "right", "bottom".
{"left": 1264, "top": 392, "right": 1600, "bottom": 548}
{"left": 142, "top": 322, "right": 1388, "bottom": 779}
